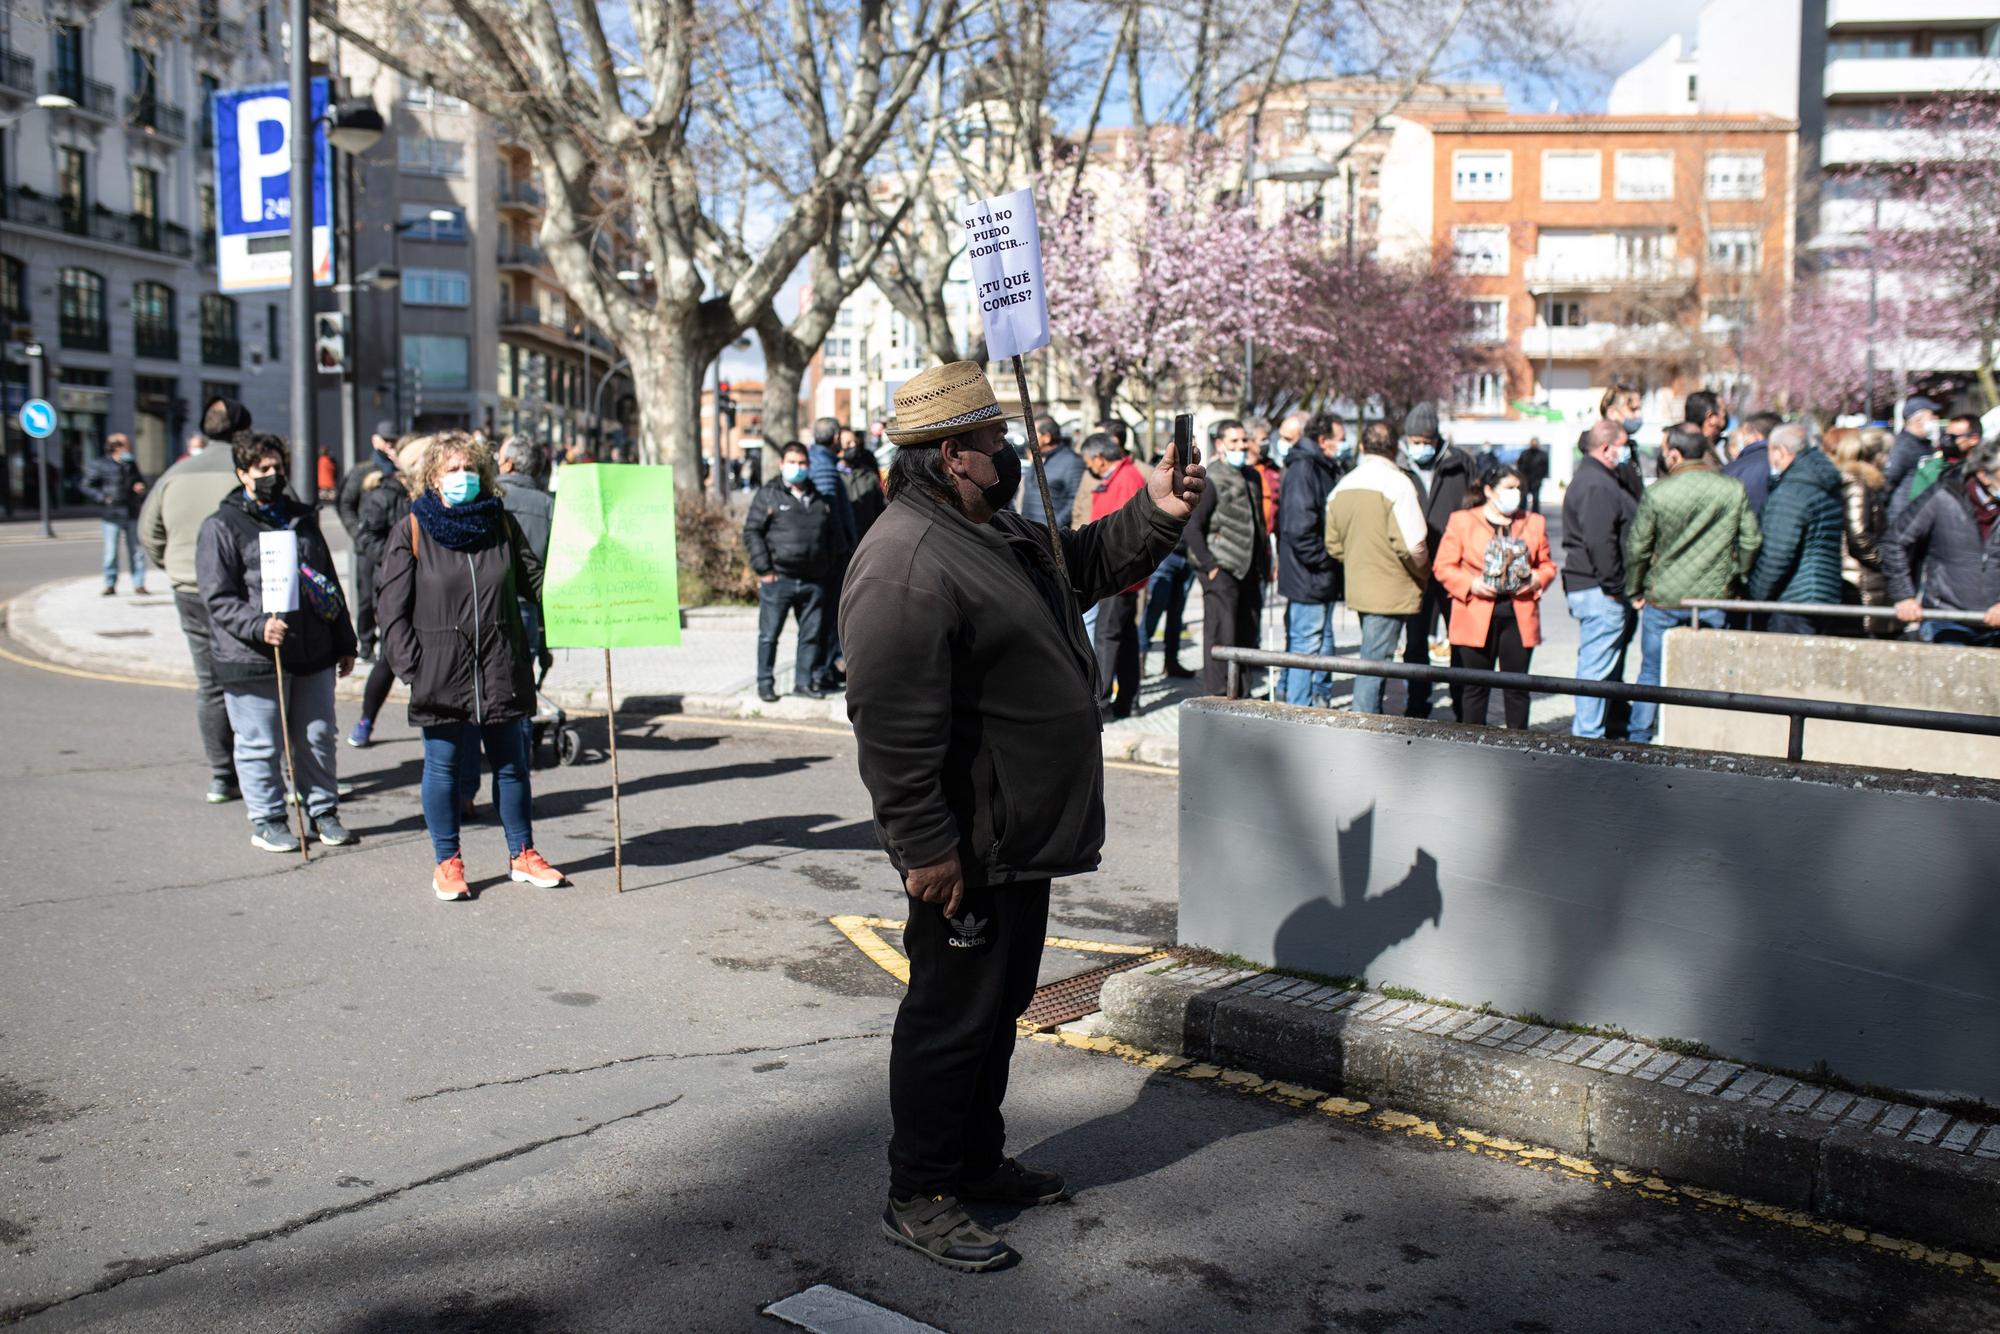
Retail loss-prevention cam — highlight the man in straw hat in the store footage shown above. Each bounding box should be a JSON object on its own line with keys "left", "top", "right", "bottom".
{"left": 844, "top": 361, "right": 1206, "bottom": 1271}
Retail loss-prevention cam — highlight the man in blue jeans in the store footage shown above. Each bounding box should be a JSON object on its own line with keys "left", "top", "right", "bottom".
{"left": 1276, "top": 414, "right": 1347, "bottom": 705}
{"left": 1324, "top": 422, "right": 1429, "bottom": 714}
{"left": 83, "top": 434, "right": 150, "bottom": 595}
{"left": 1561, "top": 420, "right": 1640, "bottom": 738}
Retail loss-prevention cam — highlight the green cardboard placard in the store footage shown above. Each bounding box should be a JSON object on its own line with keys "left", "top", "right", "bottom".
{"left": 542, "top": 463, "right": 682, "bottom": 649}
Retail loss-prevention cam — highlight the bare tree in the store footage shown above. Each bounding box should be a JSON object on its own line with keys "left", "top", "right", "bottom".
{"left": 314, "top": 0, "right": 959, "bottom": 489}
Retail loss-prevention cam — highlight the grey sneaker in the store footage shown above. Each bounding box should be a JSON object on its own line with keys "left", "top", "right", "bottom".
{"left": 251, "top": 820, "right": 299, "bottom": 853}
{"left": 313, "top": 812, "right": 357, "bottom": 846}
{"left": 957, "top": 1158, "right": 1067, "bottom": 1206}
{"left": 880, "top": 1194, "right": 1018, "bottom": 1272}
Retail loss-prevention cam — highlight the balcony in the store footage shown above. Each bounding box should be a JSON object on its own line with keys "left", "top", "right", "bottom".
{"left": 497, "top": 243, "right": 546, "bottom": 271}
{"left": 1522, "top": 322, "right": 1617, "bottom": 358}
{"left": 202, "top": 336, "right": 240, "bottom": 367}
{"left": 0, "top": 188, "right": 192, "bottom": 258}
{"left": 1817, "top": 197, "right": 1942, "bottom": 236}
{"left": 1823, "top": 57, "right": 2000, "bottom": 100}
{"left": 497, "top": 178, "right": 543, "bottom": 211}
{"left": 127, "top": 95, "right": 187, "bottom": 142}
{"left": 499, "top": 302, "right": 551, "bottom": 330}
{"left": 196, "top": 17, "right": 244, "bottom": 50}
{"left": 1818, "top": 127, "right": 1944, "bottom": 167}
{"left": 0, "top": 48, "right": 33, "bottom": 100}
{"left": 47, "top": 70, "right": 117, "bottom": 120}
{"left": 1827, "top": 0, "right": 2000, "bottom": 24}
{"left": 135, "top": 322, "right": 179, "bottom": 360}
{"left": 61, "top": 319, "right": 109, "bottom": 354}
{"left": 1522, "top": 254, "right": 1694, "bottom": 294}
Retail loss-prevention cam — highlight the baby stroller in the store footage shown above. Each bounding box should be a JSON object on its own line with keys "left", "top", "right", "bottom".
{"left": 522, "top": 598, "right": 582, "bottom": 768}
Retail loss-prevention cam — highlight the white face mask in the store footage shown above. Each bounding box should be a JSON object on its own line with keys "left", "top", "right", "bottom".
{"left": 1224, "top": 450, "right": 1248, "bottom": 469}
{"left": 1492, "top": 487, "right": 1522, "bottom": 516}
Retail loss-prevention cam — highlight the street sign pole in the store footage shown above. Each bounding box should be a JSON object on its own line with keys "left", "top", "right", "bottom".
{"left": 286, "top": 0, "right": 314, "bottom": 495}
{"left": 26, "top": 347, "right": 50, "bottom": 538}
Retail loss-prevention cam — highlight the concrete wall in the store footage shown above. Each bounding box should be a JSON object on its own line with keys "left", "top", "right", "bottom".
{"left": 1660, "top": 628, "right": 2000, "bottom": 780}
{"left": 1178, "top": 699, "right": 2000, "bottom": 1103}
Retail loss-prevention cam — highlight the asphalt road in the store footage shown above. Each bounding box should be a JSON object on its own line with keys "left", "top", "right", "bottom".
{"left": 3, "top": 530, "right": 1998, "bottom": 1332}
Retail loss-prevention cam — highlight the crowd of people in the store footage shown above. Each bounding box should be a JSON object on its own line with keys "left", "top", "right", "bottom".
{"left": 138, "top": 399, "right": 569, "bottom": 899}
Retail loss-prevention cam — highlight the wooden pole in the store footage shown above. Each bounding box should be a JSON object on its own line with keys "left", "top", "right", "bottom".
{"left": 272, "top": 642, "right": 308, "bottom": 863}
{"left": 1010, "top": 354, "right": 1070, "bottom": 588}
{"left": 604, "top": 647, "right": 622, "bottom": 894}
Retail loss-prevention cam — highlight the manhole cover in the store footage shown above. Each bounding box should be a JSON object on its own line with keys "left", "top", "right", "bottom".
{"left": 95, "top": 629, "right": 153, "bottom": 639}
{"left": 1018, "top": 951, "right": 1168, "bottom": 1033}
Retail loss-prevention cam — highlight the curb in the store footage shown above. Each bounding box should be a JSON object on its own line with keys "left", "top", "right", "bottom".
{"left": 3, "top": 581, "right": 1180, "bottom": 770}
{"left": 1097, "top": 962, "right": 2000, "bottom": 1258}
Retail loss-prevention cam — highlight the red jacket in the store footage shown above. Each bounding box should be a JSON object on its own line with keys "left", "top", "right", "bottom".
{"left": 1089, "top": 456, "right": 1149, "bottom": 593}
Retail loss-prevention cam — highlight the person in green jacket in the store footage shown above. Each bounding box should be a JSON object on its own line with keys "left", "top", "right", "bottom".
{"left": 1746, "top": 423, "right": 1846, "bottom": 634}
{"left": 1624, "top": 425, "right": 1762, "bottom": 743}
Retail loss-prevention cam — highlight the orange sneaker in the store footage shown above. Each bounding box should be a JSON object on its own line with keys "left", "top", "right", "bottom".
{"left": 433, "top": 855, "right": 471, "bottom": 901}
{"left": 510, "top": 848, "right": 566, "bottom": 889}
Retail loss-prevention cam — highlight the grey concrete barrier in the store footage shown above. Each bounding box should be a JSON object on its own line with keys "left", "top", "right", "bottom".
{"left": 1661, "top": 628, "right": 2000, "bottom": 780}
{"left": 1177, "top": 698, "right": 2000, "bottom": 1104}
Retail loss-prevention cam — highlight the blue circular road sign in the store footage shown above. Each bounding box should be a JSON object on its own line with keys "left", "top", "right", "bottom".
{"left": 19, "top": 398, "right": 55, "bottom": 440}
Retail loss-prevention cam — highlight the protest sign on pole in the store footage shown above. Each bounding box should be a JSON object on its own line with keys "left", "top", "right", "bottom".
{"left": 959, "top": 187, "right": 1065, "bottom": 583}
{"left": 542, "top": 464, "right": 682, "bottom": 892}
{"left": 257, "top": 529, "right": 308, "bottom": 862}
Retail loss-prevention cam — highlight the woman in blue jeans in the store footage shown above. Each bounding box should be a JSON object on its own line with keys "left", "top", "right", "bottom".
{"left": 374, "top": 431, "right": 565, "bottom": 900}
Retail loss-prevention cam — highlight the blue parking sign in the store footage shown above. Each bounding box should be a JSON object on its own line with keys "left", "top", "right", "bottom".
{"left": 211, "top": 79, "right": 334, "bottom": 293}
{"left": 19, "top": 398, "right": 55, "bottom": 440}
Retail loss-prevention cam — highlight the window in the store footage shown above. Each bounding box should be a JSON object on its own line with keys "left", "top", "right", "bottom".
{"left": 1456, "top": 370, "right": 1506, "bottom": 414}
{"left": 1706, "top": 152, "right": 1764, "bottom": 200}
{"left": 58, "top": 268, "right": 107, "bottom": 352}
{"left": 1617, "top": 230, "right": 1673, "bottom": 269}
{"left": 58, "top": 148, "right": 89, "bottom": 232}
{"left": 1465, "top": 299, "right": 1507, "bottom": 343}
{"left": 398, "top": 203, "right": 467, "bottom": 242}
{"left": 1707, "top": 228, "right": 1762, "bottom": 272}
{"left": 401, "top": 267, "right": 471, "bottom": 306}
{"left": 133, "top": 282, "right": 177, "bottom": 359}
{"left": 129, "top": 46, "right": 156, "bottom": 97}
{"left": 1827, "top": 35, "right": 1912, "bottom": 61}
{"left": 1545, "top": 299, "right": 1586, "bottom": 328}
{"left": 401, "top": 78, "right": 466, "bottom": 111}
{"left": 1932, "top": 34, "right": 1979, "bottom": 58}
{"left": 199, "top": 74, "right": 220, "bottom": 148}
{"left": 1541, "top": 150, "right": 1601, "bottom": 202}
{"left": 1306, "top": 104, "right": 1353, "bottom": 135}
{"left": 200, "top": 294, "right": 239, "bottom": 365}
{"left": 53, "top": 25, "right": 83, "bottom": 95}
{"left": 131, "top": 167, "right": 160, "bottom": 248}
{"left": 1687, "top": 74, "right": 1697, "bottom": 101}
{"left": 1614, "top": 151, "right": 1674, "bottom": 201}
{"left": 1706, "top": 297, "right": 1755, "bottom": 327}
{"left": 267, "top": 303, "right": 280, "bottom": 359}
{"left": 198, "top": 183, "right": 217, "bottom": 243}
{"left": 398, "top": 137, "right": 466, "bottom": 177}
{"left": 0, "top": 255, "right": 25, "bottom": 319}
{"left": 1451, "top": 225, "right": 1509, "bottom": 276}
{"left": 402, "top": 334, "right": 469, "bottom": 391}
{"left": 200, "top": 380, "right": 241, "bottom": 410}
{"left": 1452, "top": 151, "right": 1511, "bottom": 201}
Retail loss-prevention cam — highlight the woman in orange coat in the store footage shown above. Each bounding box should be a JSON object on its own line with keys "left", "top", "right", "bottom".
{"left": 1433, "top": 463, "right": 1557, "bottom": 729}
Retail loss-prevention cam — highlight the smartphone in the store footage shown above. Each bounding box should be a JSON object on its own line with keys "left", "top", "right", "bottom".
{"left": 1173, "top": 413, "right": 1197, "bottom": 497}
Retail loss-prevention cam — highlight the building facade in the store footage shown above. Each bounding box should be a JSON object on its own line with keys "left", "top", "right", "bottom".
{"left": 1, "top": 0, "right": 288, "bottom": 510}
{"left": 1377, "top": 111, "right": 1796, "bottom": 466}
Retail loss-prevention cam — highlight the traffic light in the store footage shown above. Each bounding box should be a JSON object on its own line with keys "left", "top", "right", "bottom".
{"left": 313, "top": 312, "right": 348, "bottom": 376}
{"left": 716, "top": 379, "right": 737, "bottom": 427}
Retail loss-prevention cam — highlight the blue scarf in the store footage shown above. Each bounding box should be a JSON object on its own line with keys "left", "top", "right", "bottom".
{"left": 411, "top": 490, "right": 507, "bottom": 551}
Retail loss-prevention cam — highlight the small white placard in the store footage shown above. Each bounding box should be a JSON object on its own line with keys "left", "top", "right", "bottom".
{"left": 259, "top": 530, "right": 299, "bottom": 614}
{"left": 958, "top": 186, "right": 1049, "bottom": 361}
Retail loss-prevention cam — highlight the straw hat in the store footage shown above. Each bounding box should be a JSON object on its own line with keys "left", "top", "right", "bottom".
{"left": 885, "top": 361, "right": 1004, "bottom": 446}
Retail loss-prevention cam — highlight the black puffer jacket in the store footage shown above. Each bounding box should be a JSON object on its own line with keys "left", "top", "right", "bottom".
{"left": 1415, "top": 445, "right": 1474, "bottom": 549}
{"left": 195, "top": 491, "right": 358, "bottom": 682}
{"left": 83, "top": 453, "right": 147, "bottom": 520}
{"left": 743, "top": 478, "right": 835, "bottom": 580}
{"left": 1882, "top": 466, "right": 2000, "bottom": 614}
{"left": 375, "top": 506, "right": 544, "bottom": 728}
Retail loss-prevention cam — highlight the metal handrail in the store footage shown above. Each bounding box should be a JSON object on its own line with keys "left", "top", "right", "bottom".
{"left": 1680, "top": 598, "right": 1987, "bottom": 627}
{"left": 1210, "top": 647, "right": 2000, "bottom": 762}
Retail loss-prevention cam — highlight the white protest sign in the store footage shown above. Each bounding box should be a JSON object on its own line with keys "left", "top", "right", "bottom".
{"left": 258, "top": 530, "right": 299, "bottom": 614}
{"left": 959, "top": 187, "right": 1049, "bottom": 361}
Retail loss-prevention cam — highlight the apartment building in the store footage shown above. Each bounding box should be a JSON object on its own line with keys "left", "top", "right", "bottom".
{"left": 1378, "top": 111, "right": 1796, "bottom": 467}
{"left": 0, "top": 0, "right": 288, "bottom": 509}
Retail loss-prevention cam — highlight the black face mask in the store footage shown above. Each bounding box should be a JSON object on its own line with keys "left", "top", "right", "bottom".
{"left": 250, "top": 472, "right": 286, "bottom": 504}
{"left": 980, "top": 442, "right": 1022, "bottom": 512}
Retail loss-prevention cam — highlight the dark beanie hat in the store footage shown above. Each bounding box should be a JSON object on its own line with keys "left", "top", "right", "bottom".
{"left": 1403, "top": 402, "right": 1440, "bottom": 439}
{"left": 202, "top": 398, "right": 252, "bottom": 440}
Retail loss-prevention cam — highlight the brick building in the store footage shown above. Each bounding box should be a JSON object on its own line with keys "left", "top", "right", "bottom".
{"left": 1378, "top": 112, "right": 1796, "bottom": 471}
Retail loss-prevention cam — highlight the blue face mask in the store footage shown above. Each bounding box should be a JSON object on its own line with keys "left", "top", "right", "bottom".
{"left": 782, "top": 464, "right": 809, "bottom": 487}
{"left": 439, "top": 469, "right": 480, "bottom": 505}
{"left": 1621, "top": 417, "right": 1643, "bottom": 437}
{"left": 1334, "top": 442, "right": 1357, "bottom": 461}
{"left": 1409, "top": 444, "right": 1438, "bottom": 467}
{"left": 1615, "top": 444, "right": 1634, "bottom": 467}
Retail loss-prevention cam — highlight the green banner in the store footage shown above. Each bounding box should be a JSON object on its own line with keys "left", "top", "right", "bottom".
{"left": 542, "top": 463, "right": 682, "bottom": 648}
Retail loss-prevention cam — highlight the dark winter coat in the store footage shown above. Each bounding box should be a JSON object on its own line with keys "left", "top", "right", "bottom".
{"left": 1882, "top": 467, "right": 2000, "bottom": 614}
{"left": 83, "top": 453, "right": 146, "bottom": 520}
{"left": 1723, "top": 439, "right": 1773, "bottom": 514}
{"left": 1560, "top": 454, "right": 1639, "bottom": 596}
{"left": 744, "top": 478, "right": 836, "bottom": 581}
{"left": 1276, "top": 448, "right": 1344, "bottom": 604}
{"left": 1185, "top": 462, "right": 1267, "bottom": 581}
{"left": 195, "top": 491, "right": 358, "bottom": 683}
{"left": 1020, "top": 444, "right": 1085, "bottom": 530}
{"left": 374, "top": 505, "right": 545, "bottom": 728}
{"left": 1413, "top": 445, "right": 1474, "bottom": 549}
{"left": 497, "top": 471, "right": 555, "bottom": 565}
{"left": 1746, "top": 445, "right": 1845, "bottom": 605}
{"left": 844, "top": 451, "right": 887, "bottom": 539}
{"left": 807, "top": 442, "right": 858, "bottom": 559}
{"left": 842, "top": 485, "right": 1185, "bottom": 889}
{"left": 1883, "top": 428, "right": 1931, "bottom": 498}
{"left": 1517, "top": 445, "right": 1549, "bottom": 489}
{"left": 336, "top": 448, "right": 394, "bottom": 541}
{"left": 358, "top": 483, "right": 412, "bottom": 576}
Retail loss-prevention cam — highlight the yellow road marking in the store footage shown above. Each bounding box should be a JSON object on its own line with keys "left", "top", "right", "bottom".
{"left": 0, "top": 637, "right": 190, "bottom": 690}
{"left": 1025, "top": 1026, "right": 2000, "bottom": 1284}
{"left": 828, "top": 914, "right": 912, "bottom": 985}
